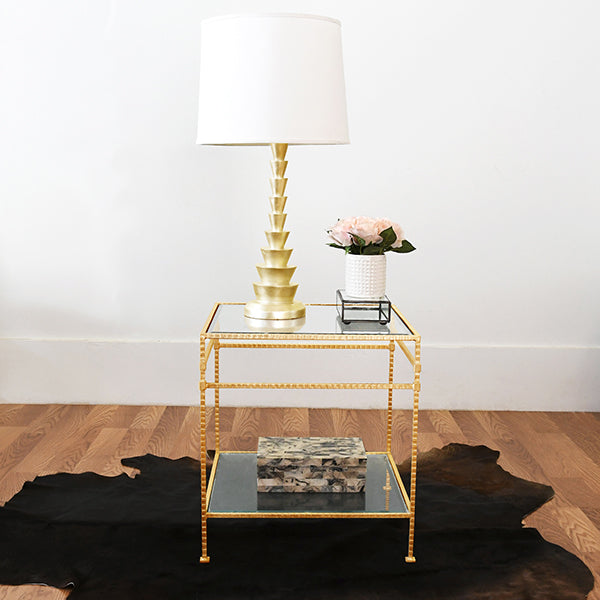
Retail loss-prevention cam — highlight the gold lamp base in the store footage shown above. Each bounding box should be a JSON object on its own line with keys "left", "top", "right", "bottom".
{"left": 245, "top": 143, "right": 306, "bottom": 321}
{"left": 245, "top": 314, "right": 306, "bottom": 334}
{"left": 244, "top": 300, "right": 306, "bottom": 321}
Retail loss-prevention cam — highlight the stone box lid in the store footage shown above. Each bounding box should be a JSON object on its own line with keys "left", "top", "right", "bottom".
{"left": 257, "top": 436, "right": 367, "bottom": 467}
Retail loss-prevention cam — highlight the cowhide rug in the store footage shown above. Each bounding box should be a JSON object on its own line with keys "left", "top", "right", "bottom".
{"left": 0, "top": 443, "right": 594, "bottom": 599}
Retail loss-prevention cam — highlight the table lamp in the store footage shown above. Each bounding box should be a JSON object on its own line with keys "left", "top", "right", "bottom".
{"left": 197, "top": 13, "right": 349, "bottom": 321}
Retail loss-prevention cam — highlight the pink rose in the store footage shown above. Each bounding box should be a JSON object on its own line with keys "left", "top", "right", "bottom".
{"left": 348, "top": 216, "right": 383, "bottom": 245}
{"left": 328, "top": 218, "right": 359, "bottom": 246}
{"left": 328, "top": 221, "right": 353, "bottom": 246}
{"left": 327, "top": 216, "right": 410, "bottom": 250}
{"left": 391, "top": 222, "right": 405, "bottom": 247}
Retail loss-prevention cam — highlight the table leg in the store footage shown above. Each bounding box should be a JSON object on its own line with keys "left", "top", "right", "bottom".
{"left": 405, "top": 338, "right": 421, "bottom": 563}
{"left": 214, "top": 340, "right": 220, "bottom": 453}
{"left": 199, "top": 335, "right": 210, "bottom": 563}
{"left": 386, "top": 340, "right": 395, "bottom": 454}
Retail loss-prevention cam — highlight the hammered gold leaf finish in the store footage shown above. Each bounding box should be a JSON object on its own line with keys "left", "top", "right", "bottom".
{"left": 244, "top": 144, "right": 305, "bottom": 321}
{"left": 261, "top": 248, "right": 293, "bottom": 268}
{"left": 198, "top": 303, "right": 422, "bottom": 564}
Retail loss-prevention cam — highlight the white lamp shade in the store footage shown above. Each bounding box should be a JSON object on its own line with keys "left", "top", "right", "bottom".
{"left": 197, "top": 13, "right": 349, "bottom": 145}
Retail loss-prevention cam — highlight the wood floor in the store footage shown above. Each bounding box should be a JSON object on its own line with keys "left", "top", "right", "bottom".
{"left": 0, "top": 405, "right": 599, "bottom": 599}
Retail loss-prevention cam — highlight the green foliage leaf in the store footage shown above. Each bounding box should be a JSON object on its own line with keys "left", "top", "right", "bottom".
{"left": 351, "top": 234, "right": 366, "bottom": 247}
{"left": 327, "top": 243, "right": 346, "bottom": 250}
{"left": 379, "top": 226, "right": 397, "bottom": 251}
{"left": 362, "top": 244, "right": 382, "bottom": 255}
{"left": 390, "top": 239, "right": 416, "bottom": 253}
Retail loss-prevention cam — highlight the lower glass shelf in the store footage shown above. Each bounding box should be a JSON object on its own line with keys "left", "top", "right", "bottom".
{"left": 207, "top": 452, "right": 411, "bottom": 518}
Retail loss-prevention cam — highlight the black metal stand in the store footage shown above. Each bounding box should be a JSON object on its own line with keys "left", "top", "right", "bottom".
{"left": 336, "top": 289, "right": 391, "bottom": 325}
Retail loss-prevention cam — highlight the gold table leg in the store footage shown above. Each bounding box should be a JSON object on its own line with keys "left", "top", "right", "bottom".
{"left": 199, "top": 335, "right": 210, "bottom": 563}
{"left": 405, "top": 338, "right": 421, "bottom": 563}
{"left": 214, "top": 340, "right": 220, "bottom": 453}
{"left": 386, "top": 340, "right": 395, "bottom": 454}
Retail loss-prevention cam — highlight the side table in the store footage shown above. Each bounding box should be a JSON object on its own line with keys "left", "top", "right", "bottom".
{"left": 198, "top": 302, "right": 421, "bottom": 564}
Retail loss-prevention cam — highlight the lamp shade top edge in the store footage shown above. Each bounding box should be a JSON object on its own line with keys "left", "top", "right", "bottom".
{"left": 201, "top": 13, "right": 341, "bottom": 26}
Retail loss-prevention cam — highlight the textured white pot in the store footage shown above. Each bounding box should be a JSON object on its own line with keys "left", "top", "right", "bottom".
{"left": 345, "top": 254, "right": 387, "bottom": 299}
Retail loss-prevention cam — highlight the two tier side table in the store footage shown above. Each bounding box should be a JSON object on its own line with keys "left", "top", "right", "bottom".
{"left": 198, "top": 302, "right": 421, "bottom": 564}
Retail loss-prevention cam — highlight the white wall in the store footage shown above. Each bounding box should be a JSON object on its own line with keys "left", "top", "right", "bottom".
{"left": 1, "top": 1, "right": 598, "bottom": 410}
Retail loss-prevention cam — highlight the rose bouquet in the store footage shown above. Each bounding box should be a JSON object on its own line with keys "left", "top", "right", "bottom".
{"left": 327, "top": 216, "right": 416, "bottom": 255}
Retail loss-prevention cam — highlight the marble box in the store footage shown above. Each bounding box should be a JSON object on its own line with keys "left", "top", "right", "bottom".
{"left": 256, "top": 436, "right": 367, "bottom": 493}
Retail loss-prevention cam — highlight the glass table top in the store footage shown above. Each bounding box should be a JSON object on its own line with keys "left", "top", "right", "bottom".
{"left": 206, "top": 303, "right": 414, "bottom": 336}
{"left": 208, "top": 453, "right": 409, "bottom": 516}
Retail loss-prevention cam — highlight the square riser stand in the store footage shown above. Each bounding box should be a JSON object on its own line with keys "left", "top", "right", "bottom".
{"left": 336, "top": 289, "right": 391, "bottom": 325}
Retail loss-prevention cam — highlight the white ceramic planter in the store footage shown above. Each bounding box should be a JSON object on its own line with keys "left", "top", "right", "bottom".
{"left": 345, "top": 254, "right": 387, "bottom": 299}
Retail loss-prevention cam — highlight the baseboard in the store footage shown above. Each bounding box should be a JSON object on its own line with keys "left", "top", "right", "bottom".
{"left": 0, "top": 339, "right": 598, "bottom": 411}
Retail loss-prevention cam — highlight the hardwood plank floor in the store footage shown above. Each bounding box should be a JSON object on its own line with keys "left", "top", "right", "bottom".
{"left": 0, "top": 405, "right": 598, "bottom": 599}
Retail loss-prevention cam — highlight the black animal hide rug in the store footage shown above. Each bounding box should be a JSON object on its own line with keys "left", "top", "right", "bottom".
{"left": 0, "top": 443, "right": 594, "bottom": 599}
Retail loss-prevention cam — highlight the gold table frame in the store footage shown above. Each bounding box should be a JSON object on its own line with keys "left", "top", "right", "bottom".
{"left": 199, "top": 302, "right": 421, "bottom": 564}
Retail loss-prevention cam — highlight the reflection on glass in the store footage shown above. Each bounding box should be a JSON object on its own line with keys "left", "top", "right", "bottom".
{"left": 257, "top": 491, "right": 365, "bottom": 511}
{"left": 208, "top": 453, "right": 409, "bottom": 515}
{"left": 383, "top": 470, "right": 391, "bottom": 512}
{"left": 336, "top": 316, "right": 390, "bottom": 335}
{"left": 208, "top": 304, "right": 411, "bottom": 336}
